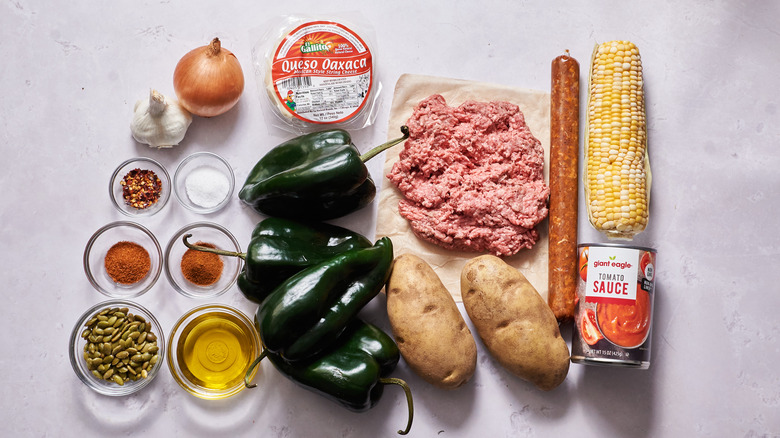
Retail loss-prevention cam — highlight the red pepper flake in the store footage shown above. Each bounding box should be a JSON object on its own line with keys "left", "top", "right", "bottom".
{"left": 121, "top": 168, "right": 162, "bottom": 209}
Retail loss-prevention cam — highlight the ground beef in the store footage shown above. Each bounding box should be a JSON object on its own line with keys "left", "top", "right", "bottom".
{"left": 387, "top": 94, "right": 549, "bottom": 256}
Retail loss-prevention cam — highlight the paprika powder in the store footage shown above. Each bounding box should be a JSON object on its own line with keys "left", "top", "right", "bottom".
{"left": 180, "top": 241, "right": 223, "bottom": 286}
{"left": 104, "top": 241, "right": 151, "bottom": 284}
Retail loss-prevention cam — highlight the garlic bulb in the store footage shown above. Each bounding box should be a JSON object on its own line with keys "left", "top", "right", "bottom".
{"left": 130, "top": 89, "right": 192, "bottom": 148}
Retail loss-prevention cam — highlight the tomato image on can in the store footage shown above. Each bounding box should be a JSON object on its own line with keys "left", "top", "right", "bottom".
{"left": 571, "top": 243, "right": 657, "bottom": 368}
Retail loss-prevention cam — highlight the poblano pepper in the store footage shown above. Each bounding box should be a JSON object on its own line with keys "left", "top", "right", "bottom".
{"left": 183, "top": 217, "right": 372, "bottom": 303}
{"left": 245, "top": 318, "right": 414, "bottom": 435}
{"left": 238, "top": 126, "right": 409, "bottom": 220}
{"left": 256, "top": 236, "right": 393, "bottom": 362}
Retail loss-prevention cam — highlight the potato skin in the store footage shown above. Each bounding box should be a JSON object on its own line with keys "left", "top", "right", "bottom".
{"left": 386, "top": 254, "right": 477, "bottom": 389}
{"left": 461, "top": 255, "right": 569, "bottom": 391}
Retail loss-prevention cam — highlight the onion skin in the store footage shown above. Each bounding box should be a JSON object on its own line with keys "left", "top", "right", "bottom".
{"left": 173, "top": 38, "right": 244, "bottom": 117}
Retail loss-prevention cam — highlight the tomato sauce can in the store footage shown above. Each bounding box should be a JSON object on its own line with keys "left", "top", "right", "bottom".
{"left": 571, "top": 243, "right": 657, "bottom": 368}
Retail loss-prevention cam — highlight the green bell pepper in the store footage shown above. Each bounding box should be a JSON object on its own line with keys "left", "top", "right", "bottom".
{"left": 256, "top": 236, "right": 393, "bottom": 362}
{"left": 183, "top": 217, "right": 373, "bottom": 304}
{"left": 238, "top": 126, "right": 409, "bottom": 220}
{"left": 245, "top": 318, "right": 414, "bottom": 435}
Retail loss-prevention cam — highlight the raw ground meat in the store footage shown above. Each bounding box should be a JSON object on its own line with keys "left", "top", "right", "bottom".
{"left": 387, "top": 94, "right": 549, "bottom": 256}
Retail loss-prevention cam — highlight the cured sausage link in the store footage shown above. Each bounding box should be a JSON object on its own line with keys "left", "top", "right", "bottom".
{"left": 548, "top": 51, "right": 580, "bottom": 323}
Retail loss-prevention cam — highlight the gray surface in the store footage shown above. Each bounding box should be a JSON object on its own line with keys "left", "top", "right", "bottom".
{"left": 1, "top": 1, "right": 778, "bottom": 437}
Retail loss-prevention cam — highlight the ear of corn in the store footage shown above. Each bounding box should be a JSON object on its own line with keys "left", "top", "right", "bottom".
{"left": 584, "top": 40, "right": 650, "bottom": 240}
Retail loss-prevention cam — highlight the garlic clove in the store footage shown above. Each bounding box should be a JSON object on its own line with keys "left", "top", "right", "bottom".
{"left": 131, "top": 89, "right": 192, "bottom": 148}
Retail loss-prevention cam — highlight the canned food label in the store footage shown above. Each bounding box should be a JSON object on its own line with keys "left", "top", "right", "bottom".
{"left": 572, "top": 244, "right": 656, "bottom": 368}
{"left": 585, "top": 246, "right": 640, "bottom": 305}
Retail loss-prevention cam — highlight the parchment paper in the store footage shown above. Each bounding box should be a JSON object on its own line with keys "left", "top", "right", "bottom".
{"left": 376, "top": 74, "right": 551, "bottom": 302}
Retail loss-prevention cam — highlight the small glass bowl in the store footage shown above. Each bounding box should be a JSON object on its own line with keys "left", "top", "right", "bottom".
{"left": 69, "top": 299, "right": 166, "bottom": 396}
{"left": 173, "top": 152, "right": 235, "bottom": 214}
{"left": 167, "top": 304, "right": 261, "bottom": 400}
{"left": 164, "top": 222, "right": 241, "bottom": 299}
{"left": 84, "top": 221, "right": 163, "bottom": 298}
{"left": 110, "top": 157, "right": 171, "bottom": 217}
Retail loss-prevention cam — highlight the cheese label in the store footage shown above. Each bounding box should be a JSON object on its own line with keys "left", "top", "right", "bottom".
{"left": 270, "top": 21, "right": 374, "bottom": 124}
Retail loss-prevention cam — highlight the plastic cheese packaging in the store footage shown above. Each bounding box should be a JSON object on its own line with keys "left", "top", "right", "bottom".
{"left": 252, "top": 14, "right": 382, "bottom": 134}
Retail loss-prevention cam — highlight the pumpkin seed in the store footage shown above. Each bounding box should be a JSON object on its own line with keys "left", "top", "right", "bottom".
{"left": 80, "top": 307, "right": 158, "bottom": 386}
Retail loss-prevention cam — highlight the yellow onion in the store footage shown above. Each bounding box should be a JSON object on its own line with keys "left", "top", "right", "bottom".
{"left": 173, "top": 38, "right": 244, "bottom": 117}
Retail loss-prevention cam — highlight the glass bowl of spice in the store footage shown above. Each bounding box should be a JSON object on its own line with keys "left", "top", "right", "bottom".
{"left": 110, "top": 157, "right": 171, "bottom": 217}
{"left": 69, "top": 299, "right": 166, "bottom": 396}
{"left": 164, "top": 222, "right": 241, "bottom": 299}
{"left": 167, "top": 304, "right": 261, "bottom": 400}
{"left": 173, "top": 152, "right": 234, "bottom": 214}
{"left": 84, "top": 221, "right": 163, "bottom": 298}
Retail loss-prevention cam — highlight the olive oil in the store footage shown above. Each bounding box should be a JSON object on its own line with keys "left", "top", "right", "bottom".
{"left": 176, "top": 311, "right": 257, "bottom": 390}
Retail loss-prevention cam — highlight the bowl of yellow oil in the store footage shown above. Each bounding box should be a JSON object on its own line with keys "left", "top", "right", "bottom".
{"left": 167, "top": 304, "right": 261, "bottom": 399}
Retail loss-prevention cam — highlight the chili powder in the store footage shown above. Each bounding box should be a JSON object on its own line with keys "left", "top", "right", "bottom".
{"left": 181, "top": 241, "right": 223, "bottom": 286}
{"left": 105, "top": 241, "right": 151, "bottom": 284}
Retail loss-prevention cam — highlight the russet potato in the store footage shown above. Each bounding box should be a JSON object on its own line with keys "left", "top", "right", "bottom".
{"left": 461, "top": 255, "right": 569, "bottom": 391}
{"left": 386, "top": 254, "right": 477, "bottom": 389}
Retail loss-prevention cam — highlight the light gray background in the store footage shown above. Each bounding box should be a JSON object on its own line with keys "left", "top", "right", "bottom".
{"left": 2, "top": 1, "right": 778, "bottom": 437}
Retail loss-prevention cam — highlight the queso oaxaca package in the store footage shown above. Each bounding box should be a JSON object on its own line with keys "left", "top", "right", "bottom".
{"left": 251, "top": 13, "right": 382, "bottom": 134}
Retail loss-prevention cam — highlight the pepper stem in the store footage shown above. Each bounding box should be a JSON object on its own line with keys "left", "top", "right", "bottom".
{"left": 244, "top": 349, "right": 269, "bottom": 388}
{"left": 359, "top": 125, "right": 409, "bottom": 163}
{"left": 379, "top": 377, "right": 414, "bottom": 435}
{"left": 182, "top": 234, "right": 246, "bottom": 259}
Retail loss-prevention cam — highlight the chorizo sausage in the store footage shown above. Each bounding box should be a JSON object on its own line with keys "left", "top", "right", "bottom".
{"left": 548, "top": 51, "right": 580, "bottom": 323}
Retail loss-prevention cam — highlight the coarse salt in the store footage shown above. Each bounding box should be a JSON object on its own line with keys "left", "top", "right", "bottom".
{"left": 185, "top": 166, "right": 230, "bottom": 209}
